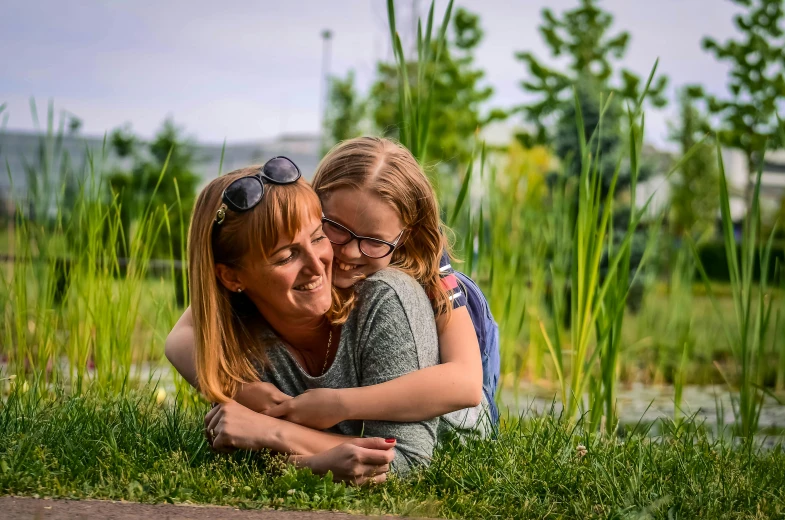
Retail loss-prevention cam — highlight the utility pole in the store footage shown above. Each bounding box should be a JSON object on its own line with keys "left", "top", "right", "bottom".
{"left": 319, "top": 29, "right": 333, "bottom": 153}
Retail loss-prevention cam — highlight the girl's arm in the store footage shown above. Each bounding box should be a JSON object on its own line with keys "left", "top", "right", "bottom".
{"left": 164, "top": 307, "right": 292, "bottom": 411}
{"left": 164, "top": 306, "right": 198, "bottom": 387}
{"left": 266, "top": 306, "right": 483, "bottom": 428}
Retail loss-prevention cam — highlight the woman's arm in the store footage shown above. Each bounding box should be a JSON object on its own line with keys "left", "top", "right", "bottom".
{"left": 165, "top": 307, "right": 292, "bottom": 411}
{"left": 206, "top": 399, "right": 350, "bottom": 456}
{"left": 207, "top": 400, "right": 395, "bottom": 485}
{"left": 266, "top": 306, "right": 482, "bottom": 428}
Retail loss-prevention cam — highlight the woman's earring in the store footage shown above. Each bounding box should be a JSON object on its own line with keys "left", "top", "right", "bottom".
{"left": 237, "top": 288, "right": 243, "bottom": 293}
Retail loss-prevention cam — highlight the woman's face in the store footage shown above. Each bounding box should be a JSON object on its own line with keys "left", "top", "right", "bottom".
{"left": 231, "top": 214, "right": 334, "bottom": 323}
{"left": 321, "top": 187, "right": 405, "bottom": 289}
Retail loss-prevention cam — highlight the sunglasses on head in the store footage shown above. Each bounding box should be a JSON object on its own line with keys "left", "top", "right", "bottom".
{"left": 215, "top": 156, "right": 301, "bottom": 225}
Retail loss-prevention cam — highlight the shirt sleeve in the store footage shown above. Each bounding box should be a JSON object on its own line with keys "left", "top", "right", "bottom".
{"left": 354, "top": 280, "right": 440, "bottom": 475}
{"left": 439, "top": 250, "right": 468, "bottom": 309}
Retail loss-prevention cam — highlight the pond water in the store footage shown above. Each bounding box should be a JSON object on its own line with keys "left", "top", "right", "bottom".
{"left": 500, "top": 382, "right": 785, "bottom": 438}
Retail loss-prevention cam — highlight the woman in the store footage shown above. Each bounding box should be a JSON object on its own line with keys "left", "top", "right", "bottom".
{"left": 178, "top": 157, "right": 441, "bottom": 482}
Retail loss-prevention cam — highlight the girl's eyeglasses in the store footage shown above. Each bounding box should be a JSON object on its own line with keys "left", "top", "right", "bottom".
{"left": 321, "top": 216, "right": 405, "bottom": 259}
{"left": 215, "top": 156, "right": 301, "bottom": 224}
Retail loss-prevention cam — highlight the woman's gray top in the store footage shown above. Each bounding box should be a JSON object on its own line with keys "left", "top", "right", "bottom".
{"left": 258, "top": 268, "right": 440, "bottom": 474}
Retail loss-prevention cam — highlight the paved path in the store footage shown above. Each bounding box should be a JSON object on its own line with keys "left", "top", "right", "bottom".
{"left": 0, "top": 497, "right": 394, "bottom": 520}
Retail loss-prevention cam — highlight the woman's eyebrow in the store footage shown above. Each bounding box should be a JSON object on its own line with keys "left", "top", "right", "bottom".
{"left": 270, "top": 240, "right": 296, "bottom": 257}
{"left": 269, "top": 225, "right": 323, "bottom": 257}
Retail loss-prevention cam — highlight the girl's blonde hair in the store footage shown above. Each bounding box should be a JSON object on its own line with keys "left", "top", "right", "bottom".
{"left": 312, "top": 136, "right": 452, "bottom": 317}
{"left": 188, "top": 167, "right": 349, "bottom": 402}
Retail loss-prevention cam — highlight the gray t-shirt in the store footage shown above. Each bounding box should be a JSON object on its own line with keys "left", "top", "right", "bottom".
{"left": 258, "top": 268, "right": 440, "bottom": 474}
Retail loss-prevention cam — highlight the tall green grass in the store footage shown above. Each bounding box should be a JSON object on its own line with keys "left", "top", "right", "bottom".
{"left": 690, "top": 149, "right": 779, "bottom": 437}
{"left": 381, "top": 0, "right": 782, "bottom": 434}
{"left": 1, "top": 105, "right": 183, "bottom": 393}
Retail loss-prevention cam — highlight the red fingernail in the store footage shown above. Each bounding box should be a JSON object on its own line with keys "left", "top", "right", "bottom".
{"left": 385, "top": 438, "right": 395, "bottom": 443}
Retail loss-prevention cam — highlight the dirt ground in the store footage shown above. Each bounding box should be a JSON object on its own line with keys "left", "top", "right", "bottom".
{"left": 0, "top": 497, "right": 394, "bottom": 520}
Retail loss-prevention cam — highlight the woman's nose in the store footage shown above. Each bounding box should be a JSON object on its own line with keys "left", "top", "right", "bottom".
{"left": 301, "top": 249, "right": 322, "bottom": 274}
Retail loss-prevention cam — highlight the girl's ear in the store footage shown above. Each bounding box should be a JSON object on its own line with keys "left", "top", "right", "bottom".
{"left": 215, "top": 263, "right": 243, "bottom": 293}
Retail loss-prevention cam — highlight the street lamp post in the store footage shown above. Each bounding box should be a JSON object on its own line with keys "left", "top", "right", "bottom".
{"left": 319, "top": 29, "right": 333, "bottom": 152}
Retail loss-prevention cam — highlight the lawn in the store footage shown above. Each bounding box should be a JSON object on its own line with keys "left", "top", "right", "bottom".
{"left": 1, "top": 386, "right": 784, "bottom": 519}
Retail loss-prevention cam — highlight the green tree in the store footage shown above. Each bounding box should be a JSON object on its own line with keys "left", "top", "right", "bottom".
{"left": 323, "top": 70, "right": 365, "bottom": 153}
{"left": 694, "top": 0, "right": 785, "bottom": 204}
{"left": 515, "top": 0, "right": 668, "bottom": 146}
{"left": 371, "top": 7, "right": 501, "bottom": 171}
{"left": 668, "top": 89, "right": 719, "bottom": 240}
{"left": 552, "top": 79, "right": 627, "bottom": 195}
{"left": 108, "top": 119, "right": 200, "bottom": 262}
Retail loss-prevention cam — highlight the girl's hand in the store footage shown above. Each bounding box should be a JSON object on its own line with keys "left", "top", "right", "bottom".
{"left": 234, "top": 381, "right": 292, "bottom": 414}
{"left": 289, "top": 437, "right": 396, "bottom": 486}
{"left": 266, "top": 388, "right": 348, "bottom": 429}
{"left": 205, "top": 400, "right": 268, "bottom": 452}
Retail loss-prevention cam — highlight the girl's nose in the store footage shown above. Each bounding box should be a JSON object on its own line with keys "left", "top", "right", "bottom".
{"left": 338, "top": 237, "right": 363, "bottom": 260}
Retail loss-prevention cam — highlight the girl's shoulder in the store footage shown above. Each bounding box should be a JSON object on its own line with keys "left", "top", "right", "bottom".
{"left": 362, "top": 268, "right": 427, "bottom": 299}
{"left": 352, "top": 269, "right": 434, "bottom": 331}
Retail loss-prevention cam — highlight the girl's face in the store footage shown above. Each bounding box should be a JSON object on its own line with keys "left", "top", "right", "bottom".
{"left": 320, "top": 187, "right": 405, "bottom": 289}
{"left": 221, "top": 214, "right": 334, "bottom": 323}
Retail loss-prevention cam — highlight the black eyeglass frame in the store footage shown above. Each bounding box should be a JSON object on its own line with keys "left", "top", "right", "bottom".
{"left": 215, "top": 156, "right": 301, "bottom": 224}
{"left": 321, "top": 216, "right": 405, "bottom": 259}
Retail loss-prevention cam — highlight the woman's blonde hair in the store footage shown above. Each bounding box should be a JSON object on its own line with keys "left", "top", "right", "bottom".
{"left": 188, "top": 167, "right": 349, "bottom": 402}
{"left": 311, "top": 137, "right": 452, "bottom": 317}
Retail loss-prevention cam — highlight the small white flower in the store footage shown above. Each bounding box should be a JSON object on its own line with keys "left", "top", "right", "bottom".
{"left": 287, "top": 489, "right": 295, "bottom": 495}
{"left": 576, "top": 444, "right": 588, "bottom": 458}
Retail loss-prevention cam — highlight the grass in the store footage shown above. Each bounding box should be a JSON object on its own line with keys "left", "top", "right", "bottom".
{"left": 2, "top": 386, "right": 784, "bottom": 519}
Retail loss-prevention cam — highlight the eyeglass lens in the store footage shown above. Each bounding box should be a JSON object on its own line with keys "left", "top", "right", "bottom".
{"left": 322, "top": 220, "right": 393, "bottom": 258}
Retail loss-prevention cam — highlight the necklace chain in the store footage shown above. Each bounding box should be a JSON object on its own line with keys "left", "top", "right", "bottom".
{"left": 321, "top": 328, "right": 333, "bottom": 376}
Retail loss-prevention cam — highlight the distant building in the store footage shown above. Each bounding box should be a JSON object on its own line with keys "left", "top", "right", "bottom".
{"left": 0, "top": 130, "right": 321, "bottom": 218}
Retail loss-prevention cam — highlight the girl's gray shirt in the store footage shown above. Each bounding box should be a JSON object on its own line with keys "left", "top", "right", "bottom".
{"left": 258, "top": 268, "right": 440, "bottom": 474}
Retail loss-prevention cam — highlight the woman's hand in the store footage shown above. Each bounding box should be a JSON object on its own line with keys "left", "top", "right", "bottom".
{"left": 289, "top": 437, "right": 396, "bottom": 486}
{"left": 205, "top": 400, "right": 269, "bottom": 452}
{"left": 266, "top": 388, "right": 348, "bottom": 429}
{"left": 234, "top": 381, "right": 292, "bottom": 414}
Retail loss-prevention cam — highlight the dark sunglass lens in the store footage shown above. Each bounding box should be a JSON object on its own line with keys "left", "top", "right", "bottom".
{"left": 322, "top": 220, "right": 352, "bottom": 244}
{"left": 360, "top": 239, "right": 392, "bottom": 258}
{"left": 263, "top": 157, "right": 300, "bottom": 183}
{"left": 224, "top": 177, "right": 263, "bottom": 210}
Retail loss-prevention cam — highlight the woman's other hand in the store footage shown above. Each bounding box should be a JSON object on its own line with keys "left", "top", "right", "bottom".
{"left": 289, "top": 437, "right": 396, "bottom": 486}
{"left": 205, "top": 400, "right": 269, "bottom": 452}
{"left": 266, "top": 388, "right": 347, "bottom": 429}
{"left": 234, "top": 381, "right": 292, "bottom": 414}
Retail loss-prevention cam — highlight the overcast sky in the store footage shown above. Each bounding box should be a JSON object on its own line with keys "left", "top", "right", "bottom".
{"left": 1, "top": 0, "right": 742, "bottom": 150}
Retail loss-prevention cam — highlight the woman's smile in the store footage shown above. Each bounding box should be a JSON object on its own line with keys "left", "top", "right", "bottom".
{"left": 293, "top": 275, "right": 325, "bottom": 292}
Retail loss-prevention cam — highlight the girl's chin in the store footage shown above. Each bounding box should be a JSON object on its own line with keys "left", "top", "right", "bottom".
{"left": 332, "top": 266, "right": 363, "bottom": 288}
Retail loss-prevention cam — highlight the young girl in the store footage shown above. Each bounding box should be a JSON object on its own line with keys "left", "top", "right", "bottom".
{"left": 165, "top": 137, "right": 500, "bottom": 431}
